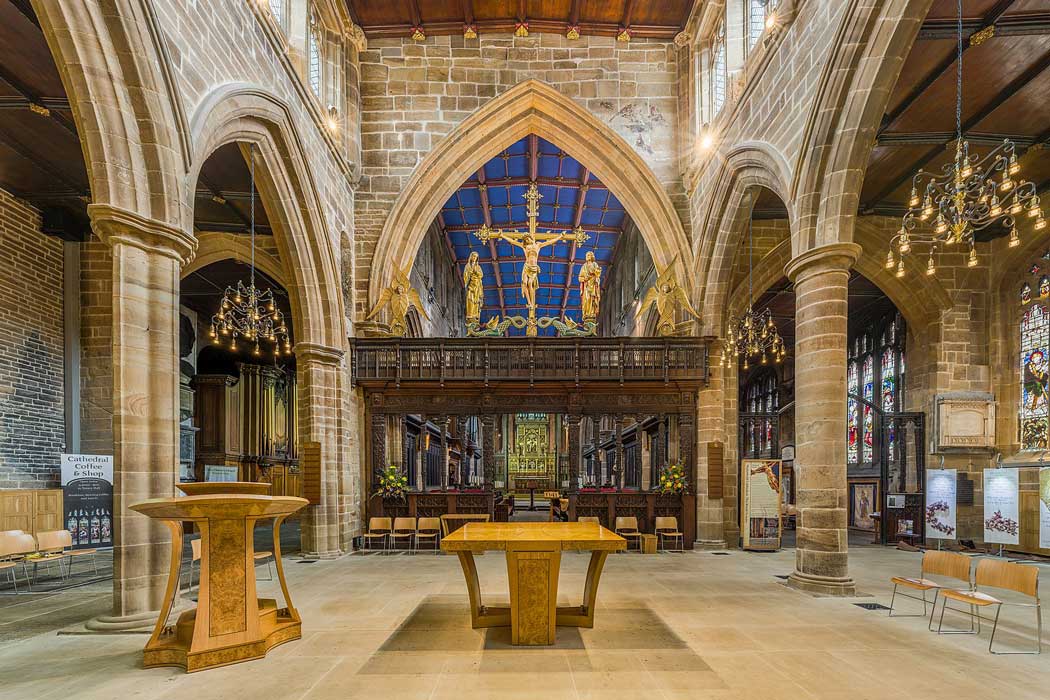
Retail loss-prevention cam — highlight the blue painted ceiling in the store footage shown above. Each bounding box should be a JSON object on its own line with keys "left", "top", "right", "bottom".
{"left": 439, "top": 135, "right": 628, "bottom": 335}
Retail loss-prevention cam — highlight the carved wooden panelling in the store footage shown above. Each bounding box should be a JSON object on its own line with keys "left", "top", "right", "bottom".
{"left": 707, "top": 442, "right": 724, "bottom": 500}
{"left": 301, "top": 441, "right": 322, "bottom": 505}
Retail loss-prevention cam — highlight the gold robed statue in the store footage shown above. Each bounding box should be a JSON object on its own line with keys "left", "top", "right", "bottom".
{"left": 578, "top": 251, "right": 601, "bottom": 322}
{"left": 463, "top": 251, "right": 484, "bottom": 322}
{"left": 473, "top": 183, "right": 593, "bottom": 337}
{"left": 365, "top": 262, "right": 430, "bottom": 337}
{"left": 636, "top": 258, "right": 700, "bottom": 336}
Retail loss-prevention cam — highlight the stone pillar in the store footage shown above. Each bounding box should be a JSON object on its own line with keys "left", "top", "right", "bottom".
{"left": 88, "top": 205, "right": 195, "bottom": 621}
{"left": 296, "top": 342, "right": 350, "bottom": 557}
{"left": 697, "top": 344, "right": 727, "bottom": 547}
{"left": 784, "top": 243, "right": 860, "bottom": 596}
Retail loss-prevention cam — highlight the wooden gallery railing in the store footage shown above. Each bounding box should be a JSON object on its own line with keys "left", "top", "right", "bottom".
{"left": 353, "top": 337, "right": 708, "bottom": 547}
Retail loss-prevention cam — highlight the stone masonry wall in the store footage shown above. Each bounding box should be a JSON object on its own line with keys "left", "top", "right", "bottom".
{"left": 354, "top": 33, "right": 684, "bottom": 319}
{"left": 0, "top": 190, "right": 65, "bottom": 488}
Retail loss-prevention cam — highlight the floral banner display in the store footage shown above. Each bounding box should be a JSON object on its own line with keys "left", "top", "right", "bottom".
{"left": 1040, "top": 467, "right": 1050, "bottom": 550}
{"left": 983, "top": 469, "right": 1020, "bottom": 546}
{"left": 925, "top": 469, "right": 957, "bottom": 540}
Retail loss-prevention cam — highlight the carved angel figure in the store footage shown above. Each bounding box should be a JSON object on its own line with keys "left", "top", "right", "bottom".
{"left": 636, "top": 259, "right": 700, "bottom": 336}
{"left": 366, "top": 263, "right": 430, "bottom": 336}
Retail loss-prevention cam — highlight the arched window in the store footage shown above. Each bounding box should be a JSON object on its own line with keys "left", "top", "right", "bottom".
{"left": 741, "top": 368, "right": 778, "bottom": 458}
{"left": 308, "top": 16, "right": 322, "bottom": 97}
{"left": 269, "top": 0, "right": 284, "bottom": 27}
{"left": 711, "top": 17, "right": 727, "bottom": 116}
{"left": 746, "top": 0, "right": 778, "bottom": 52}
{"left": 1020, "top": 255, "right": 1050, "bottom": 450}
{"left": 847, "top": 312, "right": 906, "bottom": 467}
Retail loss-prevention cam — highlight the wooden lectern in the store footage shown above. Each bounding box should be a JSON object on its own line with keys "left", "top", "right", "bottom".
{"left": 130, "top": 491, "right": 307, "bottom": 672}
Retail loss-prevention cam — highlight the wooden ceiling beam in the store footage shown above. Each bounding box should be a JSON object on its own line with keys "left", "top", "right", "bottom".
{"left": 620, "top": 0, "right": 637, "bottom": 30}
{"left": 409, "top": 0, "right": 423, "bottom": 28}
{"left": 880, "top": 0, "right": 1018, "bottom": 134}
{"left": 461, "top": 0, "right": 474, "bottom": 27}
{"left": 528, "top": 134, "right": 539, "bottom": 182}
{"left": 476, "top": 167, "right": 507, "bottom": 318}
{"left": 865, "top": 44, "right": 1050, "bottom": 210}
{"left": 356, "top": 19, "right": 683, "bottom": 39}
{"left": 569, "top": 0, "right": 581, "bottom": 26}
{"left": 456, "top": 176, "right": 608, "bottom": 191}
{"left": 8, "top": 0, "right": 39, "bottom": 28}
{"left": 918, "top": 11, "right": 1050, "bottom": 40}
{"left": 443, "top": 222, "right": 622, "bottom": 234}
{"left": 0, "top": 64, "right": 78, "bottom": 136}
{"left": 876, "top": 131, "right": 1036, "bottom": 147}
{"left": 197, "top": 174, "right": 255, "bottom": 231}
{"left": 0, "top": 130, "right": 84, "bottom": 193}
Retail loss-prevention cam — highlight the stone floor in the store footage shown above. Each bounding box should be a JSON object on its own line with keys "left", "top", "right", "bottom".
{"left": 0, "top": 544, "right": 1047, "bottom": 700}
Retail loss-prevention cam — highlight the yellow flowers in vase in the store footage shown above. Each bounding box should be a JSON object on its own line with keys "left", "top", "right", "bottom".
{"left": 377, "top": 465, "right": 409, "bottom": 501}
{"left": 657, "top": 464, "right": 686, "bottom": 495}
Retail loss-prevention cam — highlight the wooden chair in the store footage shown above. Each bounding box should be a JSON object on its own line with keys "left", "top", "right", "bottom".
{"left": 254, "top": 550, "right": 275, "bottom": 580}
{"left": 185, "top": 537, "right": 202, "bottom": 590}
{"left": 30, "top": 531, "right": 69, "bottom": 583}
{"left": 889, "top": 550, "right": 971, "bottom": 627}
{"left": 937, "top": 558, "right": 1042, "bottom": 654}
{"left": 654, "top": 516, "right": 684, "bottom": 552}
{"left": 414, "top": 517, "right": 441, "bottom": 553}
{"left": 614, "top": 516, "right": 641, "bottom": 552}
{"left": 0, "top": 531, "right": 36, "bottom": 594}
{"left": 578, "top": 516, "right": 600, "bottom": 525}
{"left": 389, "top": 517, "right": 417, "bottom": 553}
{"left": 361, "top": 517, "right": 392, "bottom": 553}
{"left": 56, "top": 529, "right": 99, "bottom": 578}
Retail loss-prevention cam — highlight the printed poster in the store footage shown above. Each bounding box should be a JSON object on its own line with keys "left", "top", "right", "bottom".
{"left": 741, "top": 459, "right": 781, "bottom": 551}
{"left": 60, "top": 454, "right": 113, "bottom": 550}
{"left": 983, "top": 469, "right": 1020, "bottom": 545}
{"left": 1040, "top": 467, "right": 1050, "bottom": 550}
{"left": 925, "top": 469, "right": 957, "bottom": 540}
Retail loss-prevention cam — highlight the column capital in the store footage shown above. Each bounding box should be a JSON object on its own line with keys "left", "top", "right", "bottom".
{"left": 88, "top": 204, "right": 196, "bottom": 265}
{"left": 784, "top": 242, "right": 861, "bottom": 284}
{"left": 294, "top": 342, "right": 345, "bottom": 366}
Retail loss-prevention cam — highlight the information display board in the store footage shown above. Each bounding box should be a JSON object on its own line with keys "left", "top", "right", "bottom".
{"left": 983, "top": 469, "right": 1020, "bottom": 546}
{"left": 925, "top": 469, "right": 957, "bottom": 540}
{"left": 741, "top": 459, "right": 781, "bottom": 551}
{"left": 60, "top": 454, "right": 113, "bottom": 550}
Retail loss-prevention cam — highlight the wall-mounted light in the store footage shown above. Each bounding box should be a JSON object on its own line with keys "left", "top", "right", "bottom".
{"left": 698, "top": 129, "right": 714, "bottom": 151}
{"left": 326, "top": 105, "right": 339, "bottom": 132}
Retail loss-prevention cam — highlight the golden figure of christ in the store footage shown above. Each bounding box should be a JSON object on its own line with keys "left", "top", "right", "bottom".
{"left": 474, "top": 184, "right": 589, "bottom": 319}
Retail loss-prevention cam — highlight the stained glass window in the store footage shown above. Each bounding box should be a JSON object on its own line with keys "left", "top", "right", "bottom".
{"left": 1021, "top": 303, "right": 1050, "bottom": 450}
{"left": 741, "top": 369, "right": 778, "bottom": 459}
{"left": 847, "top": 311, "right": 906, "bottom": 466}
{"left": 711, "top": 18, "right": 726, "bottom": 115}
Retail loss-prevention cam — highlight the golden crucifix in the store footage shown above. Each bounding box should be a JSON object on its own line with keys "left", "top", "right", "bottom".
{"left": 474, "top": 183, "right": 589, "bottom": 336}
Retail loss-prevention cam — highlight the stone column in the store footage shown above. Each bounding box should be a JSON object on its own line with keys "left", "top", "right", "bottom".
{"left": 697, "top": 344, "right": 727, "bottom": 547}
{"left": 296, "top": 342, "right": 351, "bottom": 557}
{"left": 784, "top": 243, "right": 860, "bottom": 596}
{"left": 87, "top": 205, "right": 195, "bottom": 622}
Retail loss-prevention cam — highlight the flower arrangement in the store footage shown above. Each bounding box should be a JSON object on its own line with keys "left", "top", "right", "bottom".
{"left": 376, "top": 465, "right": 409, "bottom": 501}
{"left": 657, "top": 464, "right": 687, "bottom": 495}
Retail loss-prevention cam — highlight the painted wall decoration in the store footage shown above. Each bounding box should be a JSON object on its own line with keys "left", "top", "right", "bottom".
{"left": 983, "top": 469, "right": 1020, "bottom": 546}
{"left": 60, "top": 454, "right": 113, "bottom": 550}
{"left": 848, "top": 480, "right": 879, "bottom": 532}
{"left": 925, "top": 469, "right": 957, "bottom": 540}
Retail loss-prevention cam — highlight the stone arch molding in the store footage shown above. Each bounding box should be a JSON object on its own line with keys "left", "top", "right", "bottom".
{"left": 182, "top": 232, "right": 288, "bottom": 289}
{"left": 692, "top": 141, "right": 794, "bottom": 336}
{"left": 367, "top": 79, "right": 694, "bottom": 313}
{"left": 186, "top": 84, "right": 345, "bottom": 351}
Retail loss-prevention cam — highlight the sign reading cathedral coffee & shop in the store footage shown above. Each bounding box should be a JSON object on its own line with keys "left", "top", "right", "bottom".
{"left": 60, "top": 454, "right": 113, "bottom": 550}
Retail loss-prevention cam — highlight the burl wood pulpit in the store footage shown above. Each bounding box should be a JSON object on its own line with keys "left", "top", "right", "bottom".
{"left": 130, "top": 489, "right": 307, "bottom": 672}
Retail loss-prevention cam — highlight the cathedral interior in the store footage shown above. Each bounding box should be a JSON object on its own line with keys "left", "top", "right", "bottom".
{"left": 0, "top": 0, "right": 1049, "bottom": 698}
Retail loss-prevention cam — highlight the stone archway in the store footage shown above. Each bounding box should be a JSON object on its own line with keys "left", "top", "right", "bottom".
{"left": 693, "top": 142, "right": 795, "bottom": 336}
{"left": 32, "top": 0, "right": 189, "bottom": 227}
{"left": 187, "top": 85, "right": 353, "bottom": 557}
{"left": 366, "top": 79, "right": 693, "bottom": 314}
{"left": 184, "top": 232, "right": 288, "bottom": 288}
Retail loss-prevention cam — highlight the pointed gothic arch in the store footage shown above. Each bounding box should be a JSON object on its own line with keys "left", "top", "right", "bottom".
{"left": 366, "top": 79, "right": 693, "bottom": 314}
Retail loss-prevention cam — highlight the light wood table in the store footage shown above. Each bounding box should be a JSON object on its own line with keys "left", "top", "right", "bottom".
{"left": 130, "top": 493, "right": 307, "bottom": 672}
{"left": 441, "top": 522, "right": 626, "bottom": 645}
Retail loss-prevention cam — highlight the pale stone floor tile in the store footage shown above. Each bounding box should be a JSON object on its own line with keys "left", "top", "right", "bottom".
{"left": 0, "top": 546, "right": 1048, "bottom": 700}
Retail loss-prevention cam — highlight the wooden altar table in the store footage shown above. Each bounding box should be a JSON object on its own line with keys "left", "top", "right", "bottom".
{"left": 440, "top": 522, "right": 626, "bottom": 645}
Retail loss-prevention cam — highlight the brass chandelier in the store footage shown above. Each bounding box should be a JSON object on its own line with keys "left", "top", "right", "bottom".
{"left": 887, "top": 0, "right": 1043, "bottom": 278}
{"left": 721, "top": 194, "right": 785, "bottom": 370}
{"left": 210, "top": 144, "right": 291, "bottom": 357}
